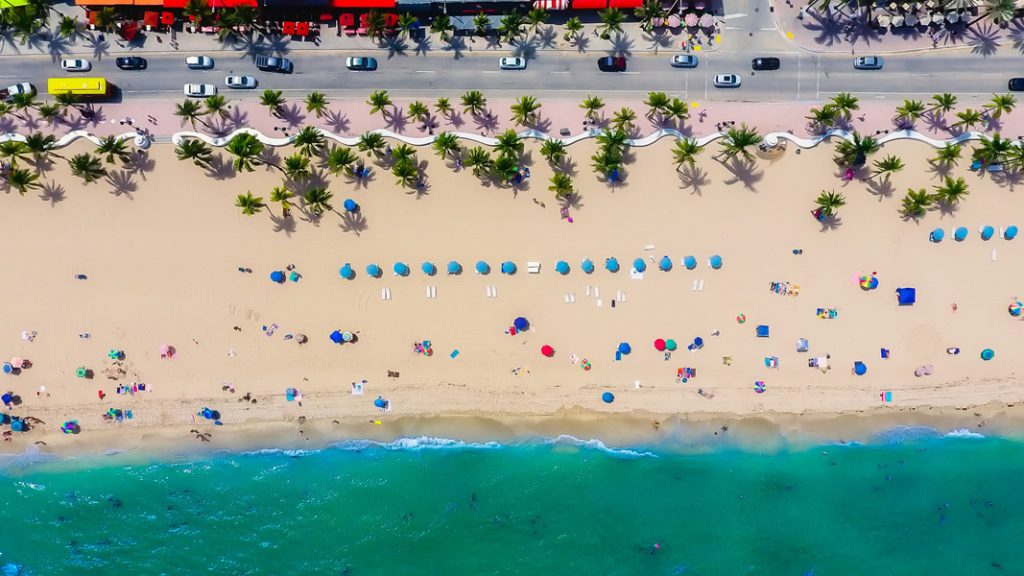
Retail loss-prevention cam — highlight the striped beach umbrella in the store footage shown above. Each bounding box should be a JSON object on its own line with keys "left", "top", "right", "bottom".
{"left": 1009, "top": 300, "right": 1023, "bottom": 317}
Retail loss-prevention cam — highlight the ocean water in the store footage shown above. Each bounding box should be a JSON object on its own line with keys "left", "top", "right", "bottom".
{"left": 2, "top": 431, "right": 1024, "bottom": 575}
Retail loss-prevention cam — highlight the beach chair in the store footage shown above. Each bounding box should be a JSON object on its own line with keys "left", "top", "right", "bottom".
{"left": 528, "top": 261, "right": 541, "bottom": 274}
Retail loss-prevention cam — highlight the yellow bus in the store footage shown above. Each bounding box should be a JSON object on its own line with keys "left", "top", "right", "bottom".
{"left": 47, "top": 77, "right": 109, "bottom": 97}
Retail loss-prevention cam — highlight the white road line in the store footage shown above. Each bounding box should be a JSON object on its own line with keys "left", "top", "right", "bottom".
{"left": 796, "top": 54, "right": 801, "bottom": 101}
{"left": 551, "top": 71, "right": 570, "bottom": 74}
{"left": 723, "top": 13, "right": 749, "bottom": 19}
{"left": 413, "top": 70, "right": 435, "bottom": 73}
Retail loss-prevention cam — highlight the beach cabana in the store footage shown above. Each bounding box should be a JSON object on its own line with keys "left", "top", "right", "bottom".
{"left": 581, "top": 259, "right": 595, "bottom": 274}
{"left": 447, "top": 261, "right": 462, "bottom": 275}
{"left": 929, "top": 228, "right": 944, "bottom": 242}
{"left": 605, "top": 257, "right": 620, "bottom": 273}
{"left": 709, "top": 255, "right": 723, "bottom": 269}
{"left": 954, "top": 226, "right": 968, "bottom": 241}
{"left": 853, "top": 361, "right": 867, "bottom": 375}
{"left": 270, "top": 270, "right": 286, "bottom": 283}
{"left": 658, "top": 255, "right": 672, "bottom": 271}
{"left": 633, "top": 258, "right": 647, "bottom": 273}
{"left": 541, "top": 344, "right": 555, "bottom": 357}
{"left": 756, "top": 325, "right": 770, "bottom": 338}
{"left": 683, "top": 255, "right": 697, "bottom": 270}
{"left": 617, "top": 342, "right": 631, "bottom": 355}
{"left": 421, "top": 261, "right": 437, "bottom": 276}
{"left": 393, "top": 262, "right": 410, "bottom": 276}
{"left": 475, "top": 260, "right": 490, "bottom": 275}
{"left": 514, "top": 317, "right": 529, "bottom": 331}
{"left": 601, "top": 391, "right": 615, "bottom": 403}
{"left": 330, "top": 330, "right": 344, "bottom": 344}
{"left": 501, "top": 261, "right": 517, "bottom": 275}
{"left": 1005, "top": 225, "right": 1018, "bottom": 240}
{"left": 339, "top": 263, "right": 355, "bottom": 279}
{"left": 980, "top": 225, "right": 995, "bottom": 240}
{"left": 896, "top": 287, "right": 916, "bottom": 306}
{"left": 555, "top": 260, "right": 570, "bottom": 275}
{"left": 366, "top": 263, "right": 382, "bottom": 278}
{"left": 343, "top": 198, "right": 359, "bottom": 212}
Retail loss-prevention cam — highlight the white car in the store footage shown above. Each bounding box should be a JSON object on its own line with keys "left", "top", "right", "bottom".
{"left": 499, "top": 57, "right": 526, "bottom": 70}
{"left": 1, "top": 82, "right": 34, "bottom": 101}
{"left": 60, "top": 58, "right": 91, "bottom": 72}
{"left": 853, "top": 56, "right": 883, "bottom": 70}
{"left": 184, "top": 83, "right": 217, "bottom": 98}
{"left": 713, "top": 73, "right": 742, "bottom": 88}
{"left": 670, "top": 54, "right": 698, "bottom": 68}
{"left": 225, "top": 75, "right": 257, "bottom": 89}
{"left": 185, "top": 55, "right": 215, "bottom": 69}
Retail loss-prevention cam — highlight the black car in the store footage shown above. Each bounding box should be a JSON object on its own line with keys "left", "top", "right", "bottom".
{"left": 751, "top": 57, "right": 781, "bottom": 71}
{"left": 254, "top": 55, "right": 294, "bottom": 74}
{"left": 115, "top": 56, "right": 147, "bottom": 70}
{"left": 597, "top": 56, "right": 627, "bottom": 72}
{"left": 1010, "top": 78, "right": 1024, "bottom": 91}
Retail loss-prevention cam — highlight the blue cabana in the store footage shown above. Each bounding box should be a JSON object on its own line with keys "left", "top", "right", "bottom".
{"left": 659, "top": 255, "right": 672, "bottom": 271}
{"left": 605, "top": 257, "right": 620, "bottom": 273}
{"left": 709, "top": 255, "right": 723, "bottom": 269}
{"left": 896, "top": 287, "right": 916, "bottom": 306}
{"left": 501, "top": 261, "right": 517, "bottom": 275}
{"left": 633, "top": 258, "right": 647, "bottom": 272}
{"left": 447, "top": 261, "right": 462, "bottom": 275}
{"left": 756, "top": 325, "right": 770, "bottom": 338}
{"left": 270, "top": 270, "right": 285, "bottom": 283}
{"left": 421, "top": 261, "right": 436, "bottom": 276}
{"left": 929, "top": 228, "right": 944, "bottom": 243}
{"left": 339, "top": 263, "right": 355, "bottom": 279}
{"left": 683, "top": 255, "right": 697, "bottom": 270}
{"left": 514, "top": 317, "right": 529, "bottom": 331}
{"left": 981, "top": 225, "right": 995, "bottom": 240}
{"left": 393, "top": 262, "right": 410, "bottom": 276}
{"left": 330, "top": 330, "right": 343, "bottom": 344}
{"left": 581, "top": 259, "right": 595, "bottom": 274}
{"left": 1005, "top": 225, "right": 1019, "bottom": 240}
{"left": 954, "top": 226, "right": 968, "bottom": 241}
{"left": 476, "top": 260, "right": 490, "bottom": 275}
{"left": 555, "top": 260, "right": 570, "bottom": 275}
{"left": 617, "top": 342, "right": 631, "bottom": 355}
{"left": 366, "top": 263, "right": 381, "bottom": 278}
{"left": 343, "top": 198, "right": 358, "bottom": 212}
{"left": 601, "top": 392, "right": 615, "bottom": 404}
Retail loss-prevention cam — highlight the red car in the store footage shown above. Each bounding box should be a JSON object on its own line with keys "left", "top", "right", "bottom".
{"left": 597, "top": 56, "right": 627, "bottom": 72}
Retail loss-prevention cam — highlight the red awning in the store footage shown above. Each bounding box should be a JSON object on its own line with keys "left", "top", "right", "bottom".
{"left": 331, "top": 0, "right": 395, "bottom": 8}
{"left": 571, "top": 0, "right": 606, "bottom": 8}
{"left": 208, "top": 0, "right": 257, "bottom": 6}
{"left": 296, "top": 21, "right": 310, "bottom": 35}
{"left": 319, "top": 12, "right": 333, "bottom": 21}
{"left": 338, "top": 13, "right": 354, "bottom": 26}
{"left": 384, "top": 12, "right": 398, "bottom": 26}
{"left": 143, "top": 11, "right": 159, "bottom": 26}
{"left": 161, "top": 11, "right": 175, "bottom": 25}
{"left": 282, "top": 21, "right": 296, "bottom": 34}
{"left": 163, "top": 0, "right": 186, "bottom": 8}
{"left": 533, "top": 0, "right": 568, "bottom": 8}
{"left": 607, "top": 0, "right": 640, "bottom": 6}
{"left": 119, "top": 20, "right": 139, "bottom": 40}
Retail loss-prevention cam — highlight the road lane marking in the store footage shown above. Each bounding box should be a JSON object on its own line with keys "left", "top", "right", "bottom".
{"left": 413, "top": 70, "right": 436, "bottom": 73}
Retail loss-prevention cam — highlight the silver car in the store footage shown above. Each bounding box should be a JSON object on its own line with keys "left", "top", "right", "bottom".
{"left": 225, "top": 75, "right": 257, "bottom": 89}
{"left": 713, "top": 73, "right": 742, "bottom": 88}
{"left": 670, "top": 54, "right": 698, "bottom": 68}
{"left": 499, "top": 57, "right": 526, "bottom": 70}
{"left": 854, "top": 56, "right": 883, "bottom": 70}
{"left": 184, "top": 83, "right": 217, "bottom": 98}
{"left": 185, "top": 55, "right": 214, "bottom": 69}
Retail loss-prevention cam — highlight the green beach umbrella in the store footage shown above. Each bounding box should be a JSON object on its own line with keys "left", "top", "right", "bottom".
{"left": 981, "top": 348, "right": 995, "bottom": 361}
{"left": 665, "top": 339, "right": 677, "bottom": 351}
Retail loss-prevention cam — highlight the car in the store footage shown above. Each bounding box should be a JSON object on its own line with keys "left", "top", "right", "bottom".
{"left": 853, "top": 56, "right": 883, "bottom": 70}
{"left": 498, "top": 57, "right": 526, "bottom": 70}
{"left": 670, "top": 54, "right": 699, "bottom": 68}
{"left": 713, "top": 74, "right": 742, "bottom": 88}
{"left": 184, "top": 83, "right": 217, "bottom": 98}
{"left": 597, "top": 56, "right": 627, "bottom": 72}
{"left": 346, "top": 57, "right": 378, "bottom": 71}
{"left": 185, "top": 55, "right": 214, "bottom": 70}
{"left": 61, "top": 58, "right": 91, "bottom": 72}
{"left": 1009, "top": 78, "right": 1024, "bottom": 91}
{"left": 255, "top": 55, "right": 293, "bottom": 73}
{"left": 225, "top": 75, "right": 258, "bottom": 89}
{"left": 1, "top": 82, "right": 34, "bottom": 102}
{"left": 115, "top": 56, "right": 147, "bottom": 70}
{"left": 751, "top": 57, "right": 781, "bottom": 71}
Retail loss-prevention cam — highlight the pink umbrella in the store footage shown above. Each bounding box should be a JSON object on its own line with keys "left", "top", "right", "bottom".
{"left": 684, "top": 13, "right": 699, "bottom": 27}
{"left": 160, "top": 345, "right": 175, "bottom": 359}
{"left": 699, "top": 13, "right": 715, "bottom": 28}
{"left": 667, "top": 14, "right": 681, "bottom": 28}
{"left": 10, "top": 357, "right": 24, "bottom": 369}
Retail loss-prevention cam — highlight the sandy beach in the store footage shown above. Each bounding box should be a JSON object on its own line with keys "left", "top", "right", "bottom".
{"left": 2, "top": 129, "right": 1023, "bottom": 455}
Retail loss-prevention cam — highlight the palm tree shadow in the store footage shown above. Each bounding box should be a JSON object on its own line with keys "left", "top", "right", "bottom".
{"left": 323, "top": 109, "right": 350, "bottom": 133}
{"left": 383, "top": 36, "right": 408, "bottom": 57}
{"left": 225, "top": 106, "right": 249, "bottom": 132}
{"left": 246, "top": 34, "right": 292, "bottom": 59}
{"left": 966, "top": 23, "right": 1003, "bottom": 57}
{"left": 447, "top": 112, "right": 465, "bottom": 129}
{"left": 385, "top": 108, "right": 409, "bottom": 132}
{"left": 44, "top": 33, "right": 71, "bottom": 62}
{"left": 921, "top": 111, "right": 948, "bottom": 134}
{"left": 935, "top": 201, "right": 959, "bottom": 217}
{"left": 531, "top": 116, "right": 552, "bottom": 133}
{"left": 106, "top": 169, "right": 137, "bottom": 198}
{"left": 985, "top": 116, "right": 1003, "bottom": 132}
{"left": 339, "top": 210, "right": 368, "bottom": 236}
{"left": 560, "top": 192, "right": 584, "bottom": 211}
{"left": 608, "top": 32, "right": 633, "bottom": 58}
{"left": 84, "top": 36, "right": 109, "bottom": 60}
{"left": 473, "top": 112, "right": 499, "bottom": 133}
{"left": 642, "top": 29, "right": 674, "bottom": 52}
{"left": 803, "top": 11, "right": 843, "bottom": 47}
{"left": 269, "top": 213, "right": 297, "bottom": 235}
{"left": 124, "top": 150, "right": 156, "bottom": 180}
{"left": 1008, "top": 20, "right": 1024, "bottom": 54}
{"left": 571, "top": 34, "right": 590, "bottom": 53}
{"left": 990, "top": 169, "right": 1024, "bottom": 191}
{"left": 926, "top": 161, "right": 952, "bottom": 180}
{"left": 677, "top": 165, "right": 709, "bottom": 195}
{"left": 865, "top": 177, "right": 895, "bottom": 200}
{"left": 414, "top": 34, "right": 432, "bottom": 56}
{"left": 205, "top": 153, "right": 237, "bottom": 180}
{"left": 0, "top": 117, "right": 14, "bottom": 133}
{"left": 555, "top": 157, "right": 577, "bottom": 176}
{"left": 443, "top": 36, "right": 466, "bottom": 59}
{"left": 819, "top": 213, "right": 843, "bottom": 231}
{"left": 0, "top": 31, "right": 23, "bottom": 55}
{"left": 536, "top": 25, "right": 559, "bottom": 49}
{"left": 277, "top": 104, "right": 306, "bottom": 128}
{"left": 258, "top": 148, "right": 282, "bottom": 171}
{"left": 344, "top": 168, "right": 374, "bottom": 189}
{"left": 38, "top": 180, "right": 66, "bottom": 205}
{"left": 847, "top": 16, "right": 883, "bottom": 47}
{"left": 721, "top": 157, "right": 763, "bottom": 190}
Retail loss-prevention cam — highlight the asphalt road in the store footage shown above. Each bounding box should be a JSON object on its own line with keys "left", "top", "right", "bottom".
{"left": 0, "top": 48, "right": 1017, "bottom": 104}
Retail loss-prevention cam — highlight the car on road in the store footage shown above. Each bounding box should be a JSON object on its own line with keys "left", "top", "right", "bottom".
{"left": 115, "top": 56, "right": 147, "bottom": 70}
{"left": 184, "top": 83, "right": 217, "bottom": 98}
{"left": 713, "top": 73, "right": 742, "bottom": 88}
{"left": 853, "top": 56, "right": 883, "bottom": 70}
{"left": 670, "top": 54, "right": 698, "bottom": 68}
{"left": 1009, "top": 78, "right": 1024, "bottom": 91}
{"left": 225, "top": 75, "right": 258, "bottom": 89}
{"left": 61, "top": 58, "right": 91, "bottom": 72}
{"left": 346, "top": 57, "right": 378, "bottom": 71}
{"left": 498, "top": 57, "right": 526, "bottom": 70}
{"left": 751, "top": 57, "right": 781, "bottom": 71}
{"left": 1, "top": 82, "right": 34, "bottom": 102}
{"left": 255, "top": 55, "right": 293, "bottom": 73}
{"left": 185, "top": 55, "right": 214, "bottom": 69}
{"left": 597, "top": 56, "right": 627, "bottom": 72}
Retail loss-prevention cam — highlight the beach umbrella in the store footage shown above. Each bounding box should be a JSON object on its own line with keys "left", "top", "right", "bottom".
{"left": 605, "top": 257, "right": 620, "bottom": 272}
{"left": 654, "top": 338, "right": 666, "bottom": 351}
{"left": 555, "top": 260, "right": 570, "bottom": 275}
{"left": 665, "top": 339, "right": 677, "bottom": 351}
{"left": 618, "top": 342, "right": 631, "bottom": 355}
{"left": 709, "top": 255, "right": 723, "bottom": 269}
{"left": 1, "top": 363, "right": 11, "bottom": 375}
{"left": 10, "top": 358, "right": 23, "bottom": 369}
{"left": 896, "top": 287, "right": 916, "bottom": 306}
{"left": 501, "top": 261, "right": 517, "bottom": 275}
{"left": 601, "top": 391, "right": 615, "bottom": 403}
{"left": 342, "top": 331, "right": 353, "bottom": 342}
{"left": 693, "top": 336, "right": 704, "bottom": 348}
{"left": 202, "top": 408, "right": 214, "bottom": 420}
{"left": 374, "top": 396, "right": 387, "bottom": 408}
{"left": 659, "top": 255, "right": 672, "bottom": 271}
{"left": 75, "top": 366, "right": 87, "bottom": 378}
{"left": 853, "top": 361, "right": 867, "bottom": 376}
{"left": 339, "top": 263, "right": 355, "bottom": 279}
{"left": 343, "top": 198, "right": 358, "bottom": 212}
{"left": 514, "top": 317, "right": 530, "bottom": 331}
{"left": 684, "top": 12, "right": 699, "bottom": 27}
{"left": 1009, "top": 300, "right": 1023, "bottom": 317}
{"left": 1005, "top": 225, "right": 1018, "bottom": 240}
{"left": 981, "top": 348, "right": 995, "bottom": 361}
{"left": 684, "top": 255, "right": 697, "bottom": 270}
{"left": 447, "top": 260, "right": 462, "bottom": 275}
{"left": 475, "top": 260, "right": 490, "bottom": 275}
{"left": 330, "top": 330, "right": 343, "bottom": 344}
{"left": 541, "top": 344, "right": 555, "bottom": 357}
{"left": 1, "top": 393, "right": 11, "bottom": 406}
{"left": 581, "top": 259, "right": 595, "bottom": 274}
{"left": 366, "top": 263, "right": 381, "bottom": 278}
{"left": 158, "top": 345, "right": 174, "bottom": 359}
{"left": 270, "top": 270, "right": 286, "bottom": 283}
{"left": 981, "top": 225, "right": 995, "bottom": 240}
{"left": 633, "top": 258, "right": 647, "bottom": 273}
{"left": 954, "top": 226, "right": 968, "bottom": 241}
{"left": 393, "top": 262, "right": 410, "bottom": 276}
{"left": 421, "top": 261, "right": 436, "bottom": 276}
{"left": 699, "top": 13, "right": 715, "bottom": 27}
{"left": 295, "top": 334, "right": 308, "bottom": 344}
{"left": 286, "top": 387, "right": 297, "bottom": 401}
{"left": 929, "top": 228, "right": 944, "bottom": 243}
{"left": 860, "top": 275, "right": 879, "bottom": 290}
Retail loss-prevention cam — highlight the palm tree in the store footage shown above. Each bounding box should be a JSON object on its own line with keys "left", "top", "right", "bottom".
{"left": 175, "top": 99, "right": 209, "bottom": 129}
{"left": 7, "top": 165, "right": 40, "bottom": 196}
{"left": 95, "top": 135, "right": 131, "bottom": 165}
{"left": 643, "top": 91, "right": 670, "bottom": 119}
{"left": 183, "top": 0, "right": 212, "bottom": 28}
{"left": 57, "top": 15, "right": 81, "bottom": 40}
{"left": 953, "top": 108, "right": 984, "bottom": 130}
{"left": 666, "top": 98, "right": 689, "bottom": 122}
{"left": 540, "top": 139, "right": 567, "bottom": 165}
{"left": 718, "top": 124, "right": 763, "bottom": 161}
{"left": 872, "top": 154, "right": 905, "bottom": 179}
{"left": 430, "top": 14, "right": 454, "bottom": 42}
{"left": 36, "top": 102, "right": 61, "bottom": 125}
{"left": 358, "top": 132, "right": 387, "bottom": 157}
{"left": 283, "top": 154, "right": 311, "bottom": 181}
{"left": 491, "top": 154, "right": 519, "bottom": 185}
{"left": 225, "top": 132, "right": 265, "bottom": 173}
{"left": 498, "top": 10, "right": 525, "bottom": 43}
{"left": 392, "top": 158, "right": 419, "bottom": 189}
{"left": 175, "top": 138, "right": 213, "bottom": 169}
{"left": 302, "top": 187, "right": 334, "bottom": 217}
{"left": 461, "top": 90, "right": 487, "bottom": 116}
{"left": 597, "top": 7, "right": 625, "bottom": 38}
{"left": 930, "top": 92, "right": 958, "bottom": 115}
{"left": 434, "top": 97, "right": 453, "bottom": 118}
{"left": 54, "top": 92, "right": 82, "bottom": 117}
{"left": 828, "top": 92, "right": 859, "bottom": 120}
{"left": 391, "top": 143, "right": 416, "bottom": 166}
{"left": 396, "top": 12, "right": 418, "bottom": 37}
{"left": 367, "top": 90, "right": 392, "bottom": 118}
{"left": 969, "top": 0, "right": 1016, "bottom": 27}
{"left": 900, "top": 188, "right": 933, "bottom": 219}
{"left": 10, "top": 92, "right": 37, "bottom": 122}
{"left": 24, "top": 132, "right": 59, "bottom": 164}
{"left": 364, "top": 10, "right": 387, "bottom": 43}
{"left": 326, "top": 145, "right": 359, "bottom": 175}
{"left": 985, "top": 93, "right": 1017, "bottom": 119}
{"left": 92, "top": 6, "right": 118, "bottom": 33}
{"left": 259, "top": 90, "right": 285, "bottom": 118}
{"left": 564, "top": 16, "right": 583, "bottom": 42}
{"left": 234, "top": 192, "right": 265, "bottom": 216}
{"left": 549, "top": 172, "right": 574, "bottom": 199}
{"left": 407, "top": 100, "right": 429, "bottom": 123}
{"left": 580, "top": 95, "right": 605, "bottom": 120}
{"left": 304, "top": 91, "right": 328, "bottom": 118}
{"left": 202, "top": 94, "right": 230, "bottom": 120}
{"left": 814, "top": 190, "right": 847, "bottom": 218}
{"left": 673, "top": 138, "right": 704, "bottom": 170}
{"left": 464, "top": 147, "right": 494, "bottom": 177}
{"left": 931, "top": 142, "right": 962, "bottom": 167}
{"left": 833, "top": 132, "right": 880, "bottom": 166}
{"left": 0, "top": 141, "right": 29, "bottom": 165}
{"left": 895, "top": 99, "right": 926, "bottom": 125}
{"left": 494, "top": 129, "right": 524, "bottom": 160}
{"left": 596, "top": 128, "right": 629, "bottom": 157}
{"left": 293, "top": 126, "right": 325, "bottom": 158}
{"left": 612, "top": 107, "right": 637, "bottom": 132}
{"left": 634, "top": 0, "right": 666, "bottom": 32}
{"left": 510, "top": 95, "right": 541, "bottom": 126}
{"left": 527, "top": 8, "right": 548, "bottom": 34}
{"left": 932, "top": 176, "right": 969, "bottom": 205}
{"left": 806, "top": 105, "right": 839, "bottom": 131}
{"left": 473, "top": 12, "right": 492, "bottom": 37}
{"left": 972, "top": 133, "right": 1012, "bottom": 166}
{"left": 591, "top": 148, "right": 623, "bottom": 180}
{"left": 270, "top": 186, "right": 294, "bottom": 217}
{"left": 1004, "top": 142, "right": 1024, "bottom": 171}
{"left": 68, "top": 153, "right": 107, "bottom": 184}
{"left": 432, "top": 132, "right": 461, "bottom": 159}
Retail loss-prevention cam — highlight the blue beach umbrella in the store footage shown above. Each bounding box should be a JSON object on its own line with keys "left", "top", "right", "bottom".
{"left": 617, "top": 342, "right": 631, "bottom": 355}
{"left": 659, "top": 255, "right": 672, "bottom": 271}
{"left": 374, "top": 396, "right": 387, "bottom": 408}
{"left": 581, "top": 259, "right": 595, "bottom": 274}
{"left": 447, "top": 260, "right": 462, "bottom": 275}
{"left": 981, "top": 225, "right": 995, "bottom": 240}
{"left": 683, "top": 255, "right": 697, "bottom": 270}
{"left": 330, "top": 330, "right": 343, "bottom": 344}
{"left": 501, "top": 261, "right": 517, "bottom": 275}
{"left": 339, "top": 263, "right": 355, "bottom": 279}
{"left": 633, "top": 258, "right": 647, "bottom": 273}
{"left": 709, "top": 255, "right": 723, "bottom": 270}
{"left": 555, "top": 260, "right": 570, "bottom": 275}
{"left": 1005, "top": 225, "right": 1018, "bottom": 240}
{"left": 421, "top": 261, "right": 436, "bottom": 276}
{"left": 929, "top": 228, "right": 944, "bottom": 243}
{"left": 954, "top": 226, "right": 968, "bottom": 241}
{"left": 981, "top": 348, "right": 995, "bottom": 361}
{"left": 343, "top": 198, "right": 358, "bottom": 213}
{"left": 476, "top": 260, "right": 490, "bottom": 275}
{"left": 601, "top": 392, "right": 615, "bottom": 404}
{"left": 366, "top": 263, "right": 381, "bottom": 278}
{"left": 393, "top": 262, "right": 410, "bottom": 276}
{"left": 269, "top": 270, "right": 285, "bottom": 283}
{"left": 605, "top": 257, "right": 620, "bottom": 273}
{"left": 514, "top": 317, "right": 529, "bottom": 331}
{"left": 853, "top": 361, "right": 867, "bottom": 376}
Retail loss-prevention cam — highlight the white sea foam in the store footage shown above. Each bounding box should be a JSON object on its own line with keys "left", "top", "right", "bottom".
{"left": 944, "top": 428, "right": 986, "bottom": 439}
{"left": 330, "top": 436, "right": 503, "bottom": 451}
{"left": 0, "top": 445, "right": 56, "bottom": 471}
{"left": 544, "top": 434, "right": 659, "bottom": 458}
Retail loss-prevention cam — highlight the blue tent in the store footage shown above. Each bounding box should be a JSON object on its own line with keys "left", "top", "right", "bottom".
{"left": 954, "top": 226, "right": 968, "bottom": 241}
{"left": 709, "top": 255, "right": 723, "bottom": 270}
{"left": 1, "top": 393, "right": 11, "bottom": 406}
{"left": 476, "top": 260, "right": 490, "bottom": 275}
{"left": 366, "top": 263, "right": 381, "bottom": 278}
{"left": 605, "top": 257, "right": 620, "bottom": 273}
{"left": 581, "top": 259, "right": 595, "bottom": 274}
{"left": 756, "top": 325, "right": 769, "bottom": 338}
{"left": 343, "top": 198, "right": 358, "bottom": 212}
{"left": 555, "top": 260, "right": 570, "bottom": 275}
{"left": 330, "top": 330, "right": 343, "bottom": 344}
{"left": 633, "top": 258, "right": 647, "bottom": 272}
{"left": 447, "top": 261, "right": 462, "bottom": 275}
{"left": 896, "top": 287, "right": 916, "bottom": 306}
{"left": 501, "top": 261, "right": 517, "bottom": 275}
{"left": 373, "top": 396, "right": 387, "bottom": 408}
{"left": 617, "top": 342, "right": 631, "bottom": 355}
{"left": 1005, "top": 225, "right": 1019, "bottom": 240}
{"left": 853, "top": 361, "right": 867, "bottom": 375}
{"left": 929, "top": 228, "right": 944, "bottom": 243}
{"left": 286, "top": 387, "right": 297, "bottom": 401}
{"left": 683, "top": 255, "right": 697, "bottom": 270}
{"left": 421, "top": 261, "right": 436, "bottom": 276}
{"left": 339, "top": 263, "right": 355, "bottom": 279}
{"left": 270, "top": 270, "right": 285, "bottom": 283}
{"left": 393, "top": 262, "right": 410, "bottom": 276}
{"left": 601, "top": 392, "right": 615, "bottom": 404}
{"left": 514, "top": 317, "right": 529, "bottom": 331}
{"left": 659, "top": 255, "right": 672, "bottom": 271}
{"left": 981, "top": 225, "right": 995, "bottom": 240}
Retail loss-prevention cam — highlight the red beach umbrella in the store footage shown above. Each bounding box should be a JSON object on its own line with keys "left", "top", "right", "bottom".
{"left": 541, "top": 345, "right": 555, "bottom": 357}
{"left": 654, "top": 339, "right": 666, "bottom": 351}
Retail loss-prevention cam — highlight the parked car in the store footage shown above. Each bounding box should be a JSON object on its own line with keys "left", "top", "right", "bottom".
{"left": 1009, "top": 78, "right": 1024, "bottom": 91}
{"left": 345, "top": 57, "right": 378, "bottom": 71}
{"left": 255, "top": 55, "right": 293, "bottom": 73}
{"left": 184, "top": 83, "right": 217, "bottom": 98}
{"left": 713, "top": 74, "right": 742, "bottom": 88}
{"left": 670, "top": 54, "right": 698, "bottom": 68}
{"left": 225, "top": 75, "right": 258, "bottom": 89}
{"left": 853, "top": 56, "right": 883, "bottom": 70}
{"left": 751, "top": 57, "right": 780, "bottom": 71}
{"left": 597, "top": 56, "right": 627, "bottom": 72}
{"left": 115, "top": 56, "right": 147, "bottom": 70}
{"left": 185, "top": 55, "right": 214, "bottom": 69}
{"left": 499, "top": 57, "right": 526, "bottom": 70}
{"left": 1, "top": 82, "right": 34, "bottom": 102}
{"left": 61, "top": 58, "right": 91, "bottom": 72}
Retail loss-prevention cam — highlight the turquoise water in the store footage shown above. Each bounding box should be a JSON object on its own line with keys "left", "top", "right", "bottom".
{"left": 2, "top": 431, "right": 1024, "bottom": 575}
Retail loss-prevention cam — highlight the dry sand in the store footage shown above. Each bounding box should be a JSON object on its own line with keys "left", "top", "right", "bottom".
{"left": 1, "top": 136, "right": 1023, "bottom": 455}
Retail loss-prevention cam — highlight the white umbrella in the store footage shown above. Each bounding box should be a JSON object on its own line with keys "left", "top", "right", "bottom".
{"left": 892, "top": 14, "right": 905, "bottom": 26}
{"left": 918, "top": 13, "right": 931, "bottom": 25}
{"left": 905, "top": 13, "right": 918, "bottom": 25}
{"left": 877, "top": 14, "right": 892, "bottom": 26}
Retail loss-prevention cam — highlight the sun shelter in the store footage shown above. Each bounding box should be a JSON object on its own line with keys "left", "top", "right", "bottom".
{"left": 555, "top": 261, "right": 570, "bottom": 275}
{"left": 659, "top": 255, "right": 672, "bottom": 271}
{"left": 581, "top": 259, "right": 595, "bottom": 274}
{"left": 475, "top": 261, "right": 490, "bottom": 275}
{"left": 330, "top": 330, "right": 344, "bottom": 344}
{"left": 954, "top": 226, "right": 968, "bottom": 241}
{"left": 514, "top": 317, "right": 529, "bottom": 331}
{"left": 796, "top": 338, "right": 809, "bottom": 352}
{"left": 447, "top": 261, "right": 462, "bottom": 275}
{"left": 421, "top": 261, "right": 437, "bottom": 276}
{"left": 929, "top": 228, "right": 944, "bottom": 242}
{"left": 896, "top": 287, "right": 916, "bottom": 306}
{"left": 393, "top": 262, "right": 410, "bottom": 276}
{"left": 853, "top": 361, "right": 867, "bottom": 375}
{"left": 1005, "top": 225, "right": 1019, "bottom": 240}
{"left": 339, "top": 263, "right": 355, "bottom": 279}
{"left": 286, "top": 388, "right": 298, "bottom": 401}
{"left": 683, "top": 255, "right": 697, "bottom": 270}
{"left": 756, "top": 325, "right": 770, "bottom": 338}
{"left": 981, "top": 225, "right": 995, "bottom": 240}
{"left": 605, "top": 257, "right": 620, "bottom": 272}
{"left": 343, "top": 198, "right": 359, "bottom": 212}
{"left": 709, "top": 255, "right": 723, "bottom": 269}
{"left": 501, "top": 261, "right": 517, "bottom": 275}
{"left": 541, "top": 345, "right": 555, "bottom": 357}
{"left": 366, "top": 263, "right": 382, "bottom": 278}
{"left": 633, "top": 258, "right": 647, "bottom": 273}
{"left": 270, "top": 270, "right": 286, "bottom": 283}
